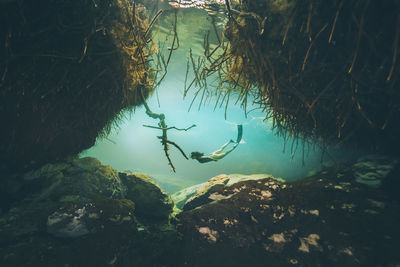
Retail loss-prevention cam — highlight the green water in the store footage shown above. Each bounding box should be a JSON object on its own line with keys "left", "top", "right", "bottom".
{"left": 80, "top": 3, "right": 355, "bottom": 193}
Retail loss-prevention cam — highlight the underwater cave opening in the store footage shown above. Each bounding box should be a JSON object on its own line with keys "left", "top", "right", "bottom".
{"left": 80, "top": 1, "right": 362, "bottom": 193}
{"left": 2, "top": 1, "right": 399, "bottom": 266}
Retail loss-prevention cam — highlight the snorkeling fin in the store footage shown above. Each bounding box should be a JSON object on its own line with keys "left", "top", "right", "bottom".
{"left": 236, "top": 124, "right": 243, "bottom": 143}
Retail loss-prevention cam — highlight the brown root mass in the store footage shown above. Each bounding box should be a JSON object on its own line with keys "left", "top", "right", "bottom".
{"left": 210, "top": 0, "right": 400, "bottom": 152}
{"left": 0, "top": 0, "right": 155, "bottom": 171}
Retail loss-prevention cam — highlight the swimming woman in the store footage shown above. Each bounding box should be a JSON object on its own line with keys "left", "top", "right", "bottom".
{"left": 191, "top": 124, "right": 243, "bottom": 163}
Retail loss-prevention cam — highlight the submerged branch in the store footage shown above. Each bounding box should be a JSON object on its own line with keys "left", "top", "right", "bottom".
{"left": 140, "top": 88, "right": 195, "bottom": 172}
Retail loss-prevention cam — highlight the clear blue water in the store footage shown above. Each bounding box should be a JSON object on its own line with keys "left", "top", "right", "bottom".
{"left": 80, "top": 5, "right": 356, "bottom": 193}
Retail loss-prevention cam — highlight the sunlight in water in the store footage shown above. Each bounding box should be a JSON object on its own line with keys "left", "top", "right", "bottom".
{"left": 80, "top": 2, "right": 352, "bottom": 193}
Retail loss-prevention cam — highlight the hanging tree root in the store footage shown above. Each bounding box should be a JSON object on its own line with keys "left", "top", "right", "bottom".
{"left": 140, "top": 88, "right": 196, "bottom": 172}
{"left": 185, "top": 0, "right": 400, "bottom": 153}
{"left": 138, "top": 8, "right": 190, "bottom": 172}
{"left": 128, "top": 6, "right": 186, "bottom": 172}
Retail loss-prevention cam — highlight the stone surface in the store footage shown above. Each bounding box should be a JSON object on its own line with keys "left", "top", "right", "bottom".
{"left": 1, "top": 154, "right": 399, "bottom": 266}
{"left": 21, "top": 156, "right": 127, "bottom": 202}
{"left": 183, "top": 173, "right": 283, "bottom": 211}
{"left": 120, "top": 172, "right": 174, "bottom": 221}
{"left": 352, "top": 155, "right": 398, "bottom": 188}
{"left": 0, "top": 157, "right": 178, "bottom": 267}
{"left": 177, "top": 156, "right": 400, "bottom": 266}
{"left": 47, "top": 206, "right": 90, "bottom": 238}
{"left": 171, "top": 183, "right": 203, "bottom": 210}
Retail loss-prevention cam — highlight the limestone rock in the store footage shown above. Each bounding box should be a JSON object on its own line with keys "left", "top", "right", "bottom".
{"left": 21, "top": 157, "right": 127, "bottom": 203}
{"left": 120, "top": 172, "right": 174, "bottom": 221}
{"left": 1, "top": 157, "right": 133, "bottom": 238}
{"left": 23, "top": 160, "right": 71, "bottom": 181}
{"left": 47, "top": 206, "right": 90, "bottom": 238}
{"left": 352, "top": 155, "right": 398, "bottom": 188}
{"left": 171, "top": 183, "right": 202, "bottom": 210}
{"left": 183, "top": 173, "right": 283, "bottom": 211}
{"left": 183, "top": 174, "right": 229, "bottom": 211}
{"left": 0, "top": 157, "right": 178, "bottom": 267}
{"left": 226, "top": 173, "right": 284, "bottom": 186}
{"left": 177, "top": 159, "right": 400, "bottom": 267}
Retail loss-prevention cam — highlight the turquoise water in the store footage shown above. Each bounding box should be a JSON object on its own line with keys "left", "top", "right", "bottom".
{"left": 80, "top": 4, "right": 354, "bottom": 193}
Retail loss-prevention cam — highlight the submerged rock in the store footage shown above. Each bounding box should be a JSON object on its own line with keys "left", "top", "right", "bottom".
{"left": 177, "top": 156, "right": 400, "bottom": 266}
{"left": 22, "top": 156, "right": 127, "bottom": 201}
{"left": 120, "top": 172, "right": 174, "bottom": 222}
{"left": 182, "top": 173, "right": 283, "bottom": 211}
{"left": 0, "top": 157, "right": 178, "bottom": 266}
{"left": 352, "top": 155, "right": 398, "bottom": 188}
{"left": 47, "top": 206, "right": 90, "bottom": 238}
{"left": 171, "top": 183, "right": 203, "bottom": 210}
{"left": 2, "top": 155, "right": 399, "bottom": 266}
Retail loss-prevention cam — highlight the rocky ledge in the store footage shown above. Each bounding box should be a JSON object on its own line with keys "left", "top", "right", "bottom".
{"left": 0, "top": 155, "right": 399, "bottom": 266}
{"left": 0, "top": 157, "right": 178, "bottom": 267}
{"left": 176, "top": 155, "right": 400, "bottom": 266}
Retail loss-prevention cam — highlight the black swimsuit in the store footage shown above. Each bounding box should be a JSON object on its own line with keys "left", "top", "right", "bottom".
{"left": 196, "top": 156, "right": 217, "bottom": 163}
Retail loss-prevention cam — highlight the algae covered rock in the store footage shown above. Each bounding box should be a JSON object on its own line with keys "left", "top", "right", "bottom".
{"left": 22, "top": 156, "right": 127, "bottom": 202}
{"left": 46, "top": 197, "right": 135, "bottom": 238}
{"left": 177, "top": 157, "right": 400, "bottom": 266}
{"left": 171, "top": 183, "right": 203, "bottom": 210}
{"left": 183, "top": 173, "right": 283, "bottom": 211}
{"left": 1, "top": 157, "right": 134, "bottom": 237}
{"left": 352, "top": 155, "right": 398, "bottom": 188}
{"left": 0, "top": 157, "right": 178, "bottom": 266}
{"left": 183, "top": 174, "right": 230, "bottom": 211}
{"left": 120, "top": 171, "right": 174, "bottom": 221}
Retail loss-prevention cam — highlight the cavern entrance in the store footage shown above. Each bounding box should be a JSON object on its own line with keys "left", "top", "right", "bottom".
{"left": 81, "top": 0, "right": 349, "bottom": 193}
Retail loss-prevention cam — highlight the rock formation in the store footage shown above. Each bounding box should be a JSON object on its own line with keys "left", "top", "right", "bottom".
{"left": 176, "top": 155, "right": 400, "bottom": 266}
{"left": 0, "top": 157, "right": 178, "bottom": 266}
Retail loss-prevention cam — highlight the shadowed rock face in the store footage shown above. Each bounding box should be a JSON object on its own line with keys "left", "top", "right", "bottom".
{"left": 1, "top": 154, "right": 399, "bottom": 266}
{"left": 120, "top": 172, "right": 174, "bottom": 222}
{"left": 0, "top": 157, "right": 178, "bottom": 267}
{"left": 181, "top": 173, "right": 284, "bottom": 211}
{"left": 177, "top": 155, "right": 400, "bottom": 266}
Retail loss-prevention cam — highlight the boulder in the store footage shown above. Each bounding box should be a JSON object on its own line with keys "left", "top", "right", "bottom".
{"left": 0, "top": 157, "right": 178, "bottom": 267}
{"left": 177, "top": 156, "right": 400, "bottom": 266}
{"left": 171, "top": 183, "right": 202, "bottom": 210}
{"left": 183, "top": 173, "right": 284, "bottom": 211}
{"left": 352, "top": 155, "right": 398, "bottom": 188}
{"left": 17, "top": 157, "right": 128, "bottom": 208}
{"left": 120, "top": 172, "right": 174, "bottom": 222}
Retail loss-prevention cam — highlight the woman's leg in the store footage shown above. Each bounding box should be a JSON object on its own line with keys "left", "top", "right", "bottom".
{"left": 211, "top": 143, "right": 238, "bottom": 160}
{"left": 212, "top": 141, "right": 232, "bottom": 154}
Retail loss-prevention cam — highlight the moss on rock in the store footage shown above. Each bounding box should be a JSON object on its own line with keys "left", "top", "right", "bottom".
{"left": 177, "top": 156, "right": 400, "bottom": 266}
{"left": 0, "top": 157, "right": 179, "bottom": 266}
{"left": 120, "top": 172, "right": 174, "bottom": 222}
